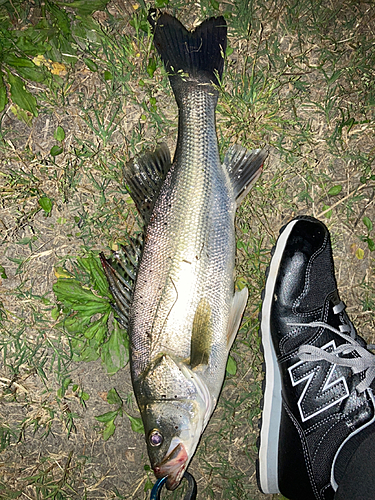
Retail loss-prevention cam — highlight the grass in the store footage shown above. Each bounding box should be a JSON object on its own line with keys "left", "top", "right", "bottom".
{"left": 0, "top": 0, "right": 374, "bottom": 498}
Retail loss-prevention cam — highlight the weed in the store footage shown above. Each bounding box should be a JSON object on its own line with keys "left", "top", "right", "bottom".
{"left": 53, "top": 252, "right": 129, "bottom": 374}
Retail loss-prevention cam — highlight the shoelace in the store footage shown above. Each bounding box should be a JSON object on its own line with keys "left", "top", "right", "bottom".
{"left": 287, "top": 301, "right": 375, "bottom": 393}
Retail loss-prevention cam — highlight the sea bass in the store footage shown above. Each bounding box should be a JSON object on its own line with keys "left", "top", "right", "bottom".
{"left": 101, "top": 11, "right": 267, "bottom": 491}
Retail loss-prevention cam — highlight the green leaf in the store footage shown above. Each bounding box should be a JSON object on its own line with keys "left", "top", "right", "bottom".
{"left": 0, "top": 265, "right": 7, "bottom": 279}
{"left": 51, "top": 306, "right": 60, "bottom": 320}
{"left": 363, "top": 216, "right": 373, "bottom": 233}
{"left": 144, "top": 477, "right": 153, "bottom": 492}
{"left": 366, "top": 237, "right": 375, "bottom": 252}
{"left": 0, "top": 73, "right": 8, "bottom": 112}
{"left": 62, "top": 313, "right": 91, "bottom": 334}
{"left": 95, "top": 410, "right": 119, "bottom": 423}
{"left": 4, "top": 55, "right": 34, "bottom": 68}
{"left": 125, "top": 413, "right": 144, "bottom": 434}
{"left": 8, "top": 73, "right": 38, "bottom": 117}
{"left": 84, "top": 58, "right": 98, "bottom": 72}
{"left": 84, "top": 317, "right": 104, "bottom": 340}
{"left": 154, "top": 0, "right": 169, "bottom": 7}
{"left": 103, "top": 70, "right": 112, "bottom": 80}
{"left": 147, "top": 57, "right": 157, "bottom": 78}
{"left": 328, "top": 185, "right": 342, "bottom": 196}
{"left": 59, "top": 34, "right": 77, "bottom": 63}
{"left": 38, "top": 195, "right": 53, "bottom": 214}
{"left": 16, "top": 66, "right": 47, "bottom": 83}
{"left": 81, "top": 391, "right": 90, "bottom": 401}
{"left": 322, "top": 204, "right": 332, "bottom": 219}
{"left": 48, "top": 2, "right": 71, "bottom": 35}
{"left": 58, "top": 376, "right": 72, "bottom": 397}
{"left": 55, "top": 267, "right": 74, "bottom": 279}
{"left": 101, "top": 322, "right": 129, "bottom": 375}
{"left": 54, "top": 126, "right": 65, "bottom": 142}
{"left": 103, "top": 420, "right": 116, "bottom": 440}
{"left": 107, "top": 388, "right": 122, "bottom": 405}
{"left": 53, "top": 278, "right": 110, "bottom": 307}
{"left": 73, "top": 302, "right": 110, "bottom": 314}
{"left": 209, "top": 0, "right": 220, "bottom": 9}
{"left": 95, "top": 324, "right": 107, "bottom": 344}
{"left": 77, "top": 253, "right": 110, "bottom": 298}
{"left": 79, "top": 339, "right": 100, "bottom": 361}
{"left": 10, "top": 104, "right": 33, "bottom": 125}
{"left": 50, "top": 145, "right": 63, "bottom": 156}
{"left": 71, "top": 338, "right": 85, "bottom": 358}
{"left": 16, "top": 236, "right": 37, "bottom": 246}
{"left": 16, "top": 34, "right": 51, "bottom": 56}
{"left": 226, "top": 355, "right": 237, "bottom": 375}
{"left": 58, "top": 0, "right": 111, "bottom": 15}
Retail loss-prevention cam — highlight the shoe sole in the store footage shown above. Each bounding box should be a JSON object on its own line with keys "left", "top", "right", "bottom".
{"left": 257, "top": 218, "right": 299, "bottom": 495}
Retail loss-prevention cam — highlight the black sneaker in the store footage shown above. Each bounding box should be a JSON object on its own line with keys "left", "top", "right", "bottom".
{"left": 257, "top": 216, "right": 375, "bottom": 500}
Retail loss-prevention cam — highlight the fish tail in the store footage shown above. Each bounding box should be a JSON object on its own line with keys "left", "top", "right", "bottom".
{"left": 148, "top": 10, "right": 227, "bottom": 96}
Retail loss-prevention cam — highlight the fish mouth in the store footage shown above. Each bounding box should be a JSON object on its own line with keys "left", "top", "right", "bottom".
{"left": 153, "top": 442, "right": 188, "bottom": 490}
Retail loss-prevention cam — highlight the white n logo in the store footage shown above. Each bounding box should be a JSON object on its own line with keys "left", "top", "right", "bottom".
{"left": 288, "top": 340, "right": 350, "bottom": 422}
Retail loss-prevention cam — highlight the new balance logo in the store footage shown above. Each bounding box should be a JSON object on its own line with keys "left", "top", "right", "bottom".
{"left": 288, "top": 340, "right": 350, "bottom": 422}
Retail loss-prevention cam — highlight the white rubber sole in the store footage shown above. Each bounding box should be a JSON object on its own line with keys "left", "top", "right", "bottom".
{"left": 258, "top": 219, "right": 298, "bottom": 494}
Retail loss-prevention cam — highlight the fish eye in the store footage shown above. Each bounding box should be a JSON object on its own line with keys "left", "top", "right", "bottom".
{"left": 149, "top": 429, "right": 163, "bottom": 447}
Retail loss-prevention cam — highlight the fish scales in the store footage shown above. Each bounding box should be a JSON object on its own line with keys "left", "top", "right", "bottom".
{"left": 131, "top": 85, "right": 235, "bottom": 382}
{"left": 100, "top": 11, "right": 268, "bottom": 492}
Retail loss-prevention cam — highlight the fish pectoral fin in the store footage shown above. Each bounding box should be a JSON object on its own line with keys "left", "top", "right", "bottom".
{"left": 124, "top": 143, "right": 172, "bottom": 225}
{"left": 227, "top": 287, "right": 248, "bottom": 349}
{"left": 190, "top": 298, "right": 212, "bottom": 369}
{"left": 223, "top": 145, "right": 268, "bottom": 207}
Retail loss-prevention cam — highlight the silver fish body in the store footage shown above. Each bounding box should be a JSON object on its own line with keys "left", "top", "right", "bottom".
{"left": 132, "top": 84, "right": 234, "bottom": 389}
{"left": 101, "top": 12, "right": 267, "bottom": 491}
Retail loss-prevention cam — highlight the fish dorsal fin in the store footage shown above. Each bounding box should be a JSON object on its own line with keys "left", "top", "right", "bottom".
{"left": 227, "top": 287, "right": 248, "bottom": 349}
{"left": 223, "top": 145, "right": 268, "bottom": 207}
{"left": 124, "top": 143, "right": 172, "bottom": 225}
{"left": 190, "top": 298, "right": 212, "bottom": 369}
{"left": 99, "top": 237, "right": 142, "bottom": 328}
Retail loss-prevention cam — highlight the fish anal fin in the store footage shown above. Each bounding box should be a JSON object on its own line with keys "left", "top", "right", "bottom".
{"left": 223, "top": 145, "right": 268, "bottom": 207}
{"left": 124, "top": 143, "right": 172, "bottom": 225}
{"left": 227, "top": 287, "right": 249, "bottom": 349}
{"left": 190, "top": 298, "right": 212, "bottom": 369}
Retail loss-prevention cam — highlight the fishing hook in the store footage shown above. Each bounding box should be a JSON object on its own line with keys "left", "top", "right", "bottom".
{"left": 150, "top": 471, "right": 197, "bottom": 500}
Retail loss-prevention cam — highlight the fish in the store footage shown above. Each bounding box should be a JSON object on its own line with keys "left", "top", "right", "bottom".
{"left": 100, "top": 10, "right": 268, "bottom": 491}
